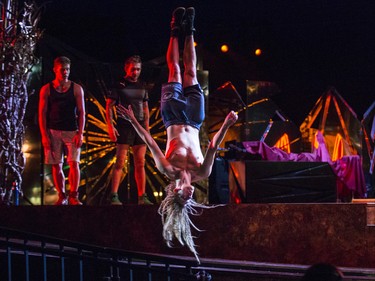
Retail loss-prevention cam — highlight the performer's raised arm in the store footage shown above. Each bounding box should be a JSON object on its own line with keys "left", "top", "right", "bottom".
{"left": 197, "top": 111, "right": 238, "bottom": 181}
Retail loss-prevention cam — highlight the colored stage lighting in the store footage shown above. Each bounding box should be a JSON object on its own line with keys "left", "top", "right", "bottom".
{"left": 255, "top": 48, "right": 262, "bottom": 56}
{"left": 220, "top": 44, "right": 229, "bottom": 53}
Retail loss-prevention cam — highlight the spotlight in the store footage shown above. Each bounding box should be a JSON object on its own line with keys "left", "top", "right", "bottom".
{"left": 153, "top": 191, "right": 164, "bottom": 198}
{"left": 255, "top": 48, "right": 262, "bottom": 56}
{"left": 220, "top": 44, "right": 229, "bottom": 53}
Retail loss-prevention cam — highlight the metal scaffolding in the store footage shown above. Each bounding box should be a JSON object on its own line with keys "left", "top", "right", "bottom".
{"left": 0, "top": 0, "right": 41, "bottom": 204}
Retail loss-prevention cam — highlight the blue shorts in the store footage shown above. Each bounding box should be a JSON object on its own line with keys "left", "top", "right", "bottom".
{"left": 160, "top": 82, "right": 205, "bottom": 130}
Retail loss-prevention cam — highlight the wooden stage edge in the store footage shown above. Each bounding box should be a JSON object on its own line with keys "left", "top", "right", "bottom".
{"left": 1, "top": 203, "right": 375, "bottom": 269}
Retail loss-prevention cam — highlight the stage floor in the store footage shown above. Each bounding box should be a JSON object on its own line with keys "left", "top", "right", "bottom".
{"left": 0, "top": 203, "right": 374, "bottom": 269}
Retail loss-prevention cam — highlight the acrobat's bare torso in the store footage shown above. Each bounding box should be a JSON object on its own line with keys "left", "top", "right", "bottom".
{"left": 165, "top": 124, "right": 204, "bottom": 182}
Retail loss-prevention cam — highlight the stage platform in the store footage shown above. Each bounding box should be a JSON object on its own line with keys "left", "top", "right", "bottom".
{"left": 0, "top": 203, "right": 375, "bottom": 270}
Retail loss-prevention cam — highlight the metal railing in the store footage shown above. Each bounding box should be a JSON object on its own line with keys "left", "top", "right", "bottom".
{"left": 2, "top": 226, "right": 375, "bottom": 281}
{"left": 0, "top": 226, "right": 202, "bottom": 281}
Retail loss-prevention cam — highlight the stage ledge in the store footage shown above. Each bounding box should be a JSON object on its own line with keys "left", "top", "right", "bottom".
{"left": 0, "top": 203, "right": 374, "bottom": 268}
{"left": 352, "top": 199, "right": 375, "bottom": 226}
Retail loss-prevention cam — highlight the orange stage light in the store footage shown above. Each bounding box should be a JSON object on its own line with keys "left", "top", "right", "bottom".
{"left": 220, "top": 44, "right": 229, "bottom": 53}
{"left": 255, "top": 48, "right": 262, "bottom": 56}
{"left": 274, "top": 133, "right": 291, "bottom": 153}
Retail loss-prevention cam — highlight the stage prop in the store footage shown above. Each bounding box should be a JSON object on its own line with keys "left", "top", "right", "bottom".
{"left": 207, "top": 83, "right": 367, "bottom": 203}
{"left": 208, "top": 157, "right": 230, "bottom": 204}
{"left": 239, "top": 98, "right": 301, "bottom": 152}
{"left": 362, "top": 101, "right": 375, "bottom": 197}
{"left": 300, "top": 87, "right": 362, "bottom": 160}
{"left": 246, "top": 80, "right": 280, "bottom": 103}
{"left": 243, "top": 81, "right": 300, "bottom": 152}
{"left": 207, "top": 81, "right": 301, "bottom": 153}
{"left": 207, "top": 81, "right": 246, "bottom": 149}
{"left": 240, "top": 137, "right": 366, "bottom": 201}
{"left": 228, "top": 160, "right": 337, "bottom": 203}
{"left": 297, "top": 87, "right": 369, "bottom": 199}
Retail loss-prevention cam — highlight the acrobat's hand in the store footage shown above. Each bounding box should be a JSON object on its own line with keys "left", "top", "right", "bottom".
{"left": 224, "top": 111, "right": 238, "bottom": 127}
{"left": 116, "top": 104, "right": 135, "bottom": 122}
{"left": 174, "top": 185, "right": 195, "bottom": 201}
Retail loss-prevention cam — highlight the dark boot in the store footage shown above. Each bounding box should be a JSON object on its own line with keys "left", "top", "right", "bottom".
{"left": 184, "top": 7, "right": 196, "bottom": 35}
{"left": 171, "top": 7, "right": 185, "bottom": 37}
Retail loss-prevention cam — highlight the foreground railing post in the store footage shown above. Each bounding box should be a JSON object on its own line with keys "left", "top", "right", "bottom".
{"left": 7, "top": 245, "right": 12, "bottom": 281}
{"left": 78, "top": 248, "right": 83, "bottom": 281}
{"left": 147, "top": 259, "right": 152, "bottom": 281}
{"left": 41, "top": 241, "right": 48, "bottom": 281}
{"left": 24, "top": 247, "right": 30, "bottom": 281}
{"left": 59, "top": 244, "right": 65, "bottom": 281}
{"left": 165, "top": 263, "right": 171, "bottom": 281}
{"left": 128, "top": 257, "right": 133, "bottom": 281}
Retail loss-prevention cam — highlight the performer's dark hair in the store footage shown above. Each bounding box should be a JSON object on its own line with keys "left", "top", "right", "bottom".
{"left": 54, "top": 56, "right": 71, "bottom": 66}
{"left": 124, "top": 55, "right": 142, "bottom": 67}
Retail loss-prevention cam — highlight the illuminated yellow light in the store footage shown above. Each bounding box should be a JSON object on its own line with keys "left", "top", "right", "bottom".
{"left": 22, "top": 143, "right": 30, "bottom": 153}
{"left": 221, "top": 44, "right": 229, "bottom": 53}
{"left": 274, "top": 133, "right": 290, "bottom": 153}
{"left": 153, "top": 191, "right": 159, "bottom": 197}
{"left": 255, "top": 48, "right": 262, "bottom": 56}
{"left": 194, "top": 41, "right": 197, "bottom": 47}
{"left": 332, "top": 133, "right": 344, "bottom": 161}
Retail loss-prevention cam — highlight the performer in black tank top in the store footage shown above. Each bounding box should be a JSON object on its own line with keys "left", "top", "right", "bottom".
{"left": 47, "top": 81, "right": 78, "bottom": 131}
{"left": 38, "top": 56, "right": 86, "bottom": 205}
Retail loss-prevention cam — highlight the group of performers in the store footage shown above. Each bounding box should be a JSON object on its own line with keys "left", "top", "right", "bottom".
{"left": 38, "top": 7, "right": 237, "bottom": 262}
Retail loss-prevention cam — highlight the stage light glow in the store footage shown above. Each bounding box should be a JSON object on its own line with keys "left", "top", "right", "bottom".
{"left": 255, "top": 48, "right": 262, "bottom": 56}
{"left": 220, "top": 44, "right": 229, "bottom": 53}
{"left": 194, "top": 41, "right": 197, "bottom": 47}
{"left": 22, "top": 143, "right": 30, "bottom": 153}
{"left": 274, "top": 133, "right": 291, "bottom": 153}
{"left": 154, "top": 190, "right": 163, "bottom": 198}
{"left": 152, "top": 191, "right": 164, "bottom": 198}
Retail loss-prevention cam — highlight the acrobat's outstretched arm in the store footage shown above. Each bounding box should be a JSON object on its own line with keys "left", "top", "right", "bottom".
{"left": 197, "top": 111, "right": 238, "bottom": 180}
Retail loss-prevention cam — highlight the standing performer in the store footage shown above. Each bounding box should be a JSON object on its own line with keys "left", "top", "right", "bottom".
{"left": 39, "top": 56, "right": 85, "bottom": 205}
{"left": 106, "top": 55, "right": 152, "bottom": 205}
{"left": 117, "top": 7, "right": 238, "bottom": 262}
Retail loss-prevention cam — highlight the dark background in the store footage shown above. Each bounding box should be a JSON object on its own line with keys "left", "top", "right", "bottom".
{"left": 34, "top": 0, "right": 375, "bottom": 126}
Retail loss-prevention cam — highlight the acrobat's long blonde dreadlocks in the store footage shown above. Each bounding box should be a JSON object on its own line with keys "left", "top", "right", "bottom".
{"left": 158, "top": 183, "right": 214, "bottom": 264}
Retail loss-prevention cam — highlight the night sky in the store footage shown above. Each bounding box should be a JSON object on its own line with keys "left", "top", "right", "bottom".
{"left": 34, "top": 0, "right": 375, "bottom": 125}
